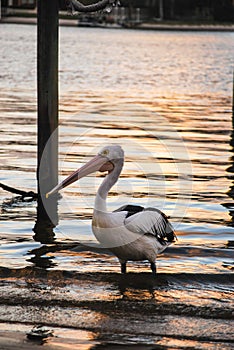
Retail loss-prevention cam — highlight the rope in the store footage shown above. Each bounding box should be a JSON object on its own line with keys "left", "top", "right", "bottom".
{"left": 68, "top": 0, "right": 117, "bottom": 13}
{"left": 0, "top": 182, "right": 38, "bottom": 199}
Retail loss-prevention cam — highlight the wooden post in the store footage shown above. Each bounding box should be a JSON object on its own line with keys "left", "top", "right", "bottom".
{"left": 34, "top": 0, "right": 59, "bottom": 243}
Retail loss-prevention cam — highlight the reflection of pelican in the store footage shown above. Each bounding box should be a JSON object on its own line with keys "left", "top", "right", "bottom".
{"left": 47, "top": 145, "right": 176, "bottom": 274}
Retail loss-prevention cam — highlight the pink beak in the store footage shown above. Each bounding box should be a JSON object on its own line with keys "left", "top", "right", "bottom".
{"left": 46, "top": 154, "right": 111, "bottom": 198}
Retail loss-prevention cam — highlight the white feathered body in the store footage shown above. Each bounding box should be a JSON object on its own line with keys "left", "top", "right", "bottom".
{"left": 92, "top": 207, "right": 174, "bottom": 264}
{"left": 47, "top": 144, "right": 176, "bottom": 272}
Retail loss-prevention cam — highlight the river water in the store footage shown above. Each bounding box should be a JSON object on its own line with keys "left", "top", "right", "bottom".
{"left": 0, "top": 24, "right": 234, "bottom": 349}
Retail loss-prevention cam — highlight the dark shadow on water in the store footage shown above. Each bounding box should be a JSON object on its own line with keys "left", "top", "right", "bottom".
{"left": 27, "top": 252, "right": 57, "bottom": 269}
{"left": 26, "top": 242, "right": 79, "bottom": 270}
{"left": 114, "top": 273, "right": 169, "bottom": 299}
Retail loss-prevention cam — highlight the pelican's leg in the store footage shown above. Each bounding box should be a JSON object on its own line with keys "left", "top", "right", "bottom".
{"left": 120, "top": 261, "right": 127, "bottom": 274}
{"left": 150, "top": 262, "right": 157, "bottom": 275}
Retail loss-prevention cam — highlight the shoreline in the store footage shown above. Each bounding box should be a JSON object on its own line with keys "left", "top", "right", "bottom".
{"left": 1, "top": 16, "right": 234, "bottom": 31}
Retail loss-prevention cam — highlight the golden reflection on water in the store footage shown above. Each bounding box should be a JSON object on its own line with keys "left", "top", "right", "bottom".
{"left": 0, "top": 27, "right": 233, "bottom": 274}
{"left": 0, "top": 27, "right": 234, "bottom": 350}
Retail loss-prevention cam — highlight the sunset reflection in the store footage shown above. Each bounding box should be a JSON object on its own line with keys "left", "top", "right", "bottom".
{"left": 0, "top": 23, "right": 233, "bottom": 350}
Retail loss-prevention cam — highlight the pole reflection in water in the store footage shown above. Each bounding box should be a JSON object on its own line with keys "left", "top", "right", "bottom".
{"left": 27, "top": 244, "right": 58, "bottom": 269}
{"left": 27, "top": 238, "right": 81, "bottom": 270}
{"left": 26, "top": 240, "right": 80, "bottom": 270}
{"left": 33, "top": 196, "right": 58, "bottom": 244}
{"left": 223, "top": 108, "right": 234, "bottom": 247}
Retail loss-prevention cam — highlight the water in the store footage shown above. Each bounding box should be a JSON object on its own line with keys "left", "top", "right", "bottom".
{"left": 0, "top": 24, "right": 234, "bottom": 348}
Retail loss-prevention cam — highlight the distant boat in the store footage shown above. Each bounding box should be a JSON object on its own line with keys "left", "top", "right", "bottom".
{"left": 77, "top": 14, "right": 112, "bottom": 28}
{"left": 77, "top": 14, "right": 125, "bottom": 29}
{"left": 77, "top": 17, "right": 106, "bottom": 28}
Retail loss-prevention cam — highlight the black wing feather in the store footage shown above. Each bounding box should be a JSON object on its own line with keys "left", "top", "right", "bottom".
{"left": 114, "top": 204, "right": 144, "bottom": 218}
{"left": 124, "top": 207, "right": 176, "bottom": 245}
{"left": 146, "top": 208, "right": 176, "bottom": 245}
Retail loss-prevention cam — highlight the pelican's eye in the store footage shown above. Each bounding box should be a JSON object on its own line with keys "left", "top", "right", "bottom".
{"left": 101, "top": 149, "right": 109, "bottom": 157}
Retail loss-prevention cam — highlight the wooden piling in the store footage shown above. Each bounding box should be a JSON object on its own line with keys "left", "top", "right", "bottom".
{"left": 34, "top": 0, "right": 59, "bottom": 242}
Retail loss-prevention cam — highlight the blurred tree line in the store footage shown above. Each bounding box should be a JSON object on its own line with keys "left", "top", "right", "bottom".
{"left": 3, "top": 0, "right": 234, "bottom": 22}
{"left": 120, "top": 0, "right": 234, "bottom": 22}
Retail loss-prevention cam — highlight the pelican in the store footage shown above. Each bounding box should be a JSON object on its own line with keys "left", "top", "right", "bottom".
{"left": 47, "top": 145, "right": 176, "bottom": 274}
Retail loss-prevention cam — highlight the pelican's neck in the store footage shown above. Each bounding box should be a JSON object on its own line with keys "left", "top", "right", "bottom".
{"left": 94, "top": 158, "right": 123, "bottom": 213}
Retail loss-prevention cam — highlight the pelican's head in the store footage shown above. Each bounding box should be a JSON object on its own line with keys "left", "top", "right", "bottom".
{"left": 46, "top": 145, "right": 124, "bottom": 198}
{"left": 98, "top": 145, "right": 124, "bottom": 163}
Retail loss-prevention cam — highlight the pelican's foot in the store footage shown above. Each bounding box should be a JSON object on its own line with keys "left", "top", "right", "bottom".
{"left": 150, "top": 262, "right": 157, "bottom": 276}
{"left": 120, "top": 262, "right": 127, "bottom": 274}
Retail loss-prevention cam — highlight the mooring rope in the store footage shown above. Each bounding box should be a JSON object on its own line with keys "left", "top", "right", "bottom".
{"left": 0, "top": 182, "right": 38, "bottom": 199}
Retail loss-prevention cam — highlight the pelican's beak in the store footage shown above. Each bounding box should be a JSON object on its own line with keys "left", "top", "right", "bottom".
{"left": 46, "top": 155, "right": 113, "bottom": 198}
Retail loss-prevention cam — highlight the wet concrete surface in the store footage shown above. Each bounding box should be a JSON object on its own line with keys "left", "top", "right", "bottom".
{"left": 0, "top": 266, "right": 233, "bottom": 349}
